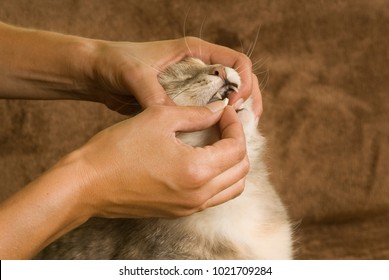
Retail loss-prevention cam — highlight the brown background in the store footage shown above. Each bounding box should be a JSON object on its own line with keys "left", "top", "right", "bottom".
{"left": 0, "top": 0, "right": 388, "bottom": 259}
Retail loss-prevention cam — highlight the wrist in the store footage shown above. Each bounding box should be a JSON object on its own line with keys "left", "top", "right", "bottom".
{"left": 82, "top": 39, "right": 139, "bottom": 105}
{"left": 43, "top": 154, "right": 92, "bottom": 232}
{"left": 53, "top": 149, "right": 97, "bottom": 220}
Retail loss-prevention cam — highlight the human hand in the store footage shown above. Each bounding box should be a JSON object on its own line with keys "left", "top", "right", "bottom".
{"left": 0, "top": 100, "right": 248, "bottom": 259}
{"left": 69, "top": 101, "right": 248, "bottom": 218}
{"left": 0, "top": 23, "right": 262, "bottom": 117}
{"left": 87, "top": 37, "right": 262, "bottom": 116}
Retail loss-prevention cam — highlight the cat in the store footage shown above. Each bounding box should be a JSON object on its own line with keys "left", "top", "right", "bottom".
{"left": 36, "top": 57, "right": 293, "bottom": 259}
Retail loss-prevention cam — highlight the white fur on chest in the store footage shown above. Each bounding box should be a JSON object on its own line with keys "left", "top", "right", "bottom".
{"left": 176, "top": 100, "right": 292, "bottom": 259}
{"left": 159, "top": 58, "right": 292, "bottom": 259}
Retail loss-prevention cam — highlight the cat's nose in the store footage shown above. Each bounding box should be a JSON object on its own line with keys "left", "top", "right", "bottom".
{"left": 210, "top": 66, "right": 227, "bottom": 80}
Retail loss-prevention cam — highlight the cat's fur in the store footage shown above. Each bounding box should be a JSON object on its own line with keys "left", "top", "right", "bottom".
{"left": 36, "top": 58, "right": 292, "bottom": 259}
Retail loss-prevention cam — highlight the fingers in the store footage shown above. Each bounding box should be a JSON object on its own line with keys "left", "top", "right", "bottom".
{"left": 200, "top": 152, "right": 249, "bottom": 209}
{"left": 204, "top": 106, "right": 247, "bottom": 173}
{"left": 183, "top": 106, "right": 247, "bottom": 184}
{"left": 168, "top": 100, "right": 227, "bottom": 132}
{"left": 185, "top": 37, "right": 251, "bottom": 72}
{"left": 203, "top": 178, "right": 246, "bottom": 209}
{"left": 155, "top": 104, "right": 247, "bottom": 194}
{"left": 129, "top": 38, "right": 257, "bottom": 111}
{"left": 183, "top": 157, "right": 248, "bottom": 214}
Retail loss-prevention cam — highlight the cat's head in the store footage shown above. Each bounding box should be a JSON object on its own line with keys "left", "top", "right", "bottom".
{"left": 158, "top": 57, "right": 241, "bottom": 106}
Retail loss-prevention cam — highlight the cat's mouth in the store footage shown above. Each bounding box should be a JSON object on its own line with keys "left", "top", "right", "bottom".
{"left": 208, "top": 82, "right": 239, "bottom": 103}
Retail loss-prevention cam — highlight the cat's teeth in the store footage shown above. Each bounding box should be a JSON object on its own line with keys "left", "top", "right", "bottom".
{"left": 215, "top": 93, "right": 223, "bottom": 100}
{"left": 230, "top": 86, "right": 239, "bottom": 93}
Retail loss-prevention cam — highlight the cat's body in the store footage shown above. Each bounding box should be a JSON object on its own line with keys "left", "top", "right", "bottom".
{"left": 37, "top": 58, "right": 292, "bottom": 259}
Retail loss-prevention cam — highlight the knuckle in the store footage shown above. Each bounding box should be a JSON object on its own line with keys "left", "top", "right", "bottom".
{"left": 185, "top": 36, "right": 201, "bottom": 44}
{"left": 172, "top": 208, "right": 196, "bottom": 218}
{"left": 146, "top": 95, "right": 170, "bottom": 107}
{"left": 179, "top": 36, "right": 201, "bottom": 50}
{"left": 192, "top": 192, "right": 209, "bottom": 208}
{"left": 180, "top": 155, "right": 209, "bottom": 188}
{"left": 147, "top": 105, "right": 168, "bottom": 119}
{"left": 184, "top": 166, "right": 206, "bottom": 189}
{"left": 234, "top": 181, "right": 245, "bottom": 197}
{"left": 173, "top": 195, "right": 206, "bottom": 217}
{"left": 237, "top": 142, "right": 248, "bottom": 160}
{"left": 241, "top": 156, "right": 250, "bottom": 175}
{"left": 227, "top": 180, "right": 246, "bottom": 201}
{"left": 238, "top": 52, "right": 252, "bottom": 67}
{"left": 187, "top": 195, "right": 208, "bottom": 213}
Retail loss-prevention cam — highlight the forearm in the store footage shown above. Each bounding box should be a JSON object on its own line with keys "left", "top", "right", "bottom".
{"left": 0, "top": 22, "right": 96, "bottom": 101}
{"left": 0, "top": 153, "right": 90, "bottom": 259}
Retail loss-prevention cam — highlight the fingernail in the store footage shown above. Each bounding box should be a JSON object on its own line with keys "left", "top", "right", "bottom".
{"left": 206, "top": 99, "right": 228, "bottom": 113}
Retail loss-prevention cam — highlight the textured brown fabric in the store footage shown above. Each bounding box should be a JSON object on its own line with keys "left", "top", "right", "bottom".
{"left": 0, "top": 0, "right": 388, "bottom": 259}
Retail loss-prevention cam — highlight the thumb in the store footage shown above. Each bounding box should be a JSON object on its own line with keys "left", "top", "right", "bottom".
{"left": 170, "top": 100, "right": 228, "bottom": 133}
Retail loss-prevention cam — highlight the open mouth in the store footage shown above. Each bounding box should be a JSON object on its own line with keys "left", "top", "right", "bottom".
{"left": 208, "top": 82, "right": 239, "bottom": 103}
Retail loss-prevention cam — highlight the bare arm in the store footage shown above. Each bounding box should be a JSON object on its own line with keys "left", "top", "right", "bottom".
{"left": 0, "top": 22, "right": 95, "bottom": 101}
{"left": 0, "top": 157, "right": 88, "bottom": 259}
{"left": 0, "top": 22, "right": 260, "bottom": 114}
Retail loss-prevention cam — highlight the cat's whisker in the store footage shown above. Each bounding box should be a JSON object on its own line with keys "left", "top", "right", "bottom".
{"left": 259, "top": 69, "right": 270, "bottom": 90}
{"left": 247, "top": 25, "right": 261, "bottom": 59}
{"left": 115, "top": 102, "right": 136, "bottom": 114}
{"left": 171, "top": 88, "right": 188, "bottom": 101}
{"left": 233, "top": 55, "right": 255, "bottom": 75}
{"left": 198, "top": 16, "right": 207, "bottom": 59}
{"left": 251, "top": 57, "right": 267, "bottom": 70}
{"left": 251, "top": 57, "right": 269, "bottom": 86}
{"left": 183, "top": 9, "right": 194, "bottom": 57}
{"left": 245, "top": 41, "right": 254, "bottom": 59}
{"left": 106, "top": 92, "right": 142, "bottom": 111}
{"left": 235, "top": 60, "right": 265, "bottom": 82}
{"left": 237, "top": 66, "right": 251, "bottom": 77}
{"left": 234, "top": 64, "right": 243, "bottom": 72}
{"left": 238, "top": 38, "right": 245, "bottom": 55}
{"left": 253, "top": 69, "right": 268, "bottom": 76}
{"left": 234, "top": 61, "right": 249, "bottom": 74}
{"left": 252, "top": 63, "right": 268, "bottom": 75}
{"left": 127, "top": 53, "right": 162, "bottom": 74}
